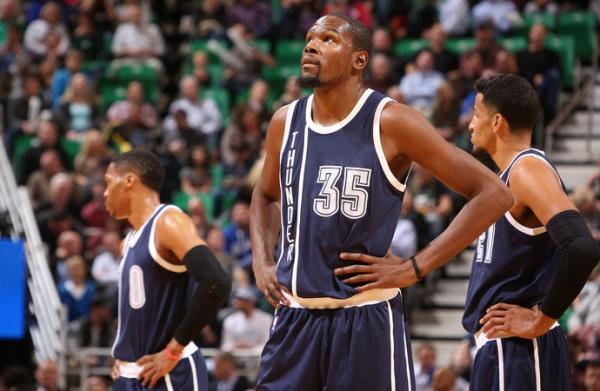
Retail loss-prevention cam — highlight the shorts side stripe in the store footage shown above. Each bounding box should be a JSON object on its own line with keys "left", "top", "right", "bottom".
{"left": 165, "top": 374, "right": 174, "bottom": 391}
{"left": 386, "top": 301, "right": 396, "bottom": 391}
{"left": 188, "top": 356, "right": 199, "bottom": 391}
{"left": 496, "top": 339, "right": 505, "bottom": 391}
{"left": 533, "top": 338, "right": 541, "bottom": 391}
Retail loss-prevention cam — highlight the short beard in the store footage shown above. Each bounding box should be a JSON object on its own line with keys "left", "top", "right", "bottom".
{"left": 298, "top": 75, "right": 321, "bottom": 88}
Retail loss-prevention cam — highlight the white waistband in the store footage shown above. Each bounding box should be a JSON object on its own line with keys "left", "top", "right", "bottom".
{"left": 282, "top": 288, "right": 399, "bottom": 309}
{"left": 118, "top": 342, "right": 198, "bottom": 379}
{"left": 474, "top": 322, "right": 560, "bottom": 351}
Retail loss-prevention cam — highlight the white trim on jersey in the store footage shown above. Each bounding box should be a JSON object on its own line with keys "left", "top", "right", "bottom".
{"left": 188, "top": 356, "right": 199, "bottom": 391}
{"left": 305, "top": 89, "right": 373, "bottom": 134}
{"left": 148, "top": 204, "right": 187, "bottom": 273}
{"left": 165, "top": 374, "right": 174, "bottom": 391}
{"left": 372, "top": 97, "right": 410, "bottom": 192}
{"left": 387, "top": 301, "right": 397, "bottom": 391}
{"left": 126, "top": 204, "right": 163, "bottom": 247}
{"left": 496, "top": 339, "right": 505, "bottom": 391}
{"left": 533, "top": 338, "right": 542, "bottom": 391}
{"left": 291, "top": 124, "right": 309, "bottom": 297}
{"left": 504, "top": 211, "right": 547, "bottom": 236}
{"left": 111, "top": 231, "right": 134, "bottom": 357}
{"left": 277, "top": 99, "right": 299, "bottom": 268}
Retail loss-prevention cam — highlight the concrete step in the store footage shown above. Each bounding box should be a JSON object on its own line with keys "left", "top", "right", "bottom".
{"left": 411, "top": 309, "right": 466, "bottom": 340}
{"left": 551, "top": 138, "right": 600, "bottom": 163}
{"left": 556, "top": 111, "right": 600, "bottom": 138}
{"left": 555, "top": 164, "right": 598, "bottom": 190}
{"left": 427, "top": 280, "right": 469, "bottom": 308}
{"left": 444, "top": 251, "right": 473, "bottom": 279}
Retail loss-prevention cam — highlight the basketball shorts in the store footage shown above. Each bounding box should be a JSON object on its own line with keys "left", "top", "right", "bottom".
{"left": 470, "top": 325, "right": 571, "bottom": 391}
{"left": 256, "top": 292, "right": 415, "bottom": 390}
{"left": 112, "top": 350, "right": 207, "bottom": 391}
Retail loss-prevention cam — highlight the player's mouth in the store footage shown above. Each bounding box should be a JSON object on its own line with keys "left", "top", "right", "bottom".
{"left": 301, "top": 56, "right": 320, "bottom": 69}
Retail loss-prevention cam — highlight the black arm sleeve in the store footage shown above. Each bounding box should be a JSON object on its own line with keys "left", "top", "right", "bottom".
{"left": 540, "top": 210, "right": 600, "bottom": 319}
{"left": 173, "top": 245, "right": 232, "bottom": 346}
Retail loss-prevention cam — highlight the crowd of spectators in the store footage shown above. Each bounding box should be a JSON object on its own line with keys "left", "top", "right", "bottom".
{"left": 0, "top": 0, "right": 598, "bottom": 390}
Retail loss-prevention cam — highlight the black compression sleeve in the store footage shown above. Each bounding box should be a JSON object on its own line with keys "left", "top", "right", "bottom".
{"left": 540, "top": 210, "right": 600, "bottom": 319}
{"left": 173, "top": 245, "right": 232, "bottom": 346}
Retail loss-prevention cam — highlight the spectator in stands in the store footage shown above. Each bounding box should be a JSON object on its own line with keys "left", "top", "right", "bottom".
{"left": 106, "top": 80, "right": 158, "bottom": 129}
{"left": 415, "top": 343, "right": 438, "bottom": 391}
{"left": 273, "top": 75, "right": 302, "bottom": 111}
{"left": 56, "top": 73, "right": 100, "bottom": 139}
{"left": 399, "top": 49, "right": 444, "bottom": 116}
{"left": 517, "top": 23, "right": 561, "bottom": 125}
{"left": 186, "top": 0, "right": 227, "bottom": 39}
{"left": 18, "top": 119, "right": 70, "bottom": 185}
{"left": 568, "top": 269, "right": 600, "bottom": 344}
{"left": 83, "top": 376, "right": 108, "bottom": 391}
{"left": 585, "top": 360, "right": 600, "bottom": 391}
{"left": 191, "top": 51, "right": 212, "bottom": 88}
{"left": 246, "top": 79, "right": 271, "bottom": 126}
{"left": 71, "top": 11, "right": 106, "bottom": 62}
{"left": 390, "top": 201, "right": 418, "bottom": 259}
{"left": 23, "top": 2, "right": 70, "bottom": 61}
{"left": 492, "top": 49, "right": 519, "bottom": 75}
{"left": 472, "top": 0, "right": 523, "bottom": 34}
{"left": 323, "top": 0, "right": 373, "bottom": 28}
{"left": 279, "top": 0, "right": 320, "bottom": 39}
{"left": 188, "top": 197, "right": 210, "bottom": 237}
{"left": 524, "top": 0, "right": 559, "bottom": 15}
{"left": 163, "top": 75, "right": 221, "bottom": 145}
{"left": 221, "top": 104, "right": 263, "bottom": 168}
{"left": 438, "top": 0, "right": 469, "bottom": 37}
{"left": 91, "top": 231, "right": 121, "bottom": 291}
{"left": 34, "top": 360, "right": 59, "bottom": 391}
{"left": 74, "top": 130, "right": 112, "bottom": 180}
{"left": 221, "top": 287, "right": 273, "bottom": 351}
{"left": 206, "top": 225, "right": 242, "bottom": 283}
{"left": 366, "top": 53, "right": 396, "bottom": 93}
{"left": 0, "top": 23, "right": 34, "bottom": 103}
{"left": 223, "top": 200, "right": 252, "bottom": 274}
{"left": 111, "top": 3, "right": 165, "bottom": 72}
{"left": 424, "top": 23, "right": 459, "bottom": 75}
{"left": 431, "top": 82, "right": 461, "bottom": 143}
{"left": 226, "top": 0, "right": 272, "bottom": 39}
{"left": 473, "top": 20, "right": 502, "bottom": 69}
{"left": 80, "top": 180, "right": 111, "bottom": 251}
{"left": 371, "top": 27, "right": 405, "bottom": 79}
{"left": 58, "top": 255, "right": 96, "bottom": 322}
{"left": 209, "top": 351, "right": 253, "bottom": 391}
{"left": 79, "top": 295, "right": 114, "bottom": 349}
{"left": 54, "top": 229, "right": 84, "bottom": 283}
{"left": 50, "top": 49, "right": 83, "bottom": 111}
{"left": 27, "top": 149, "right": 65, "bottom": 208}
{"left": 449, "top": 340, "right": 472, "bottom": 386}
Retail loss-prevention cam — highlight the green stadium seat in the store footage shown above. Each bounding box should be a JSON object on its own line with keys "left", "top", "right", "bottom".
{"left": 207, "top": 64, "right": 224, "bottom": 87}
{"left": 11, "top": 134, "right": 33, "bottom": 179}
{"left": 250, "top": 39, "right": 271, "bottom": 54}
{"left": 556, "top": 11, "right": 597, "bottom": 62}
{"left": 261, "top": 65, "right": 300, "bottom": 97}
{"left": 545, "top": 35, "right": 576, "bottom": 87}
{"left": 393, "top": 39, "right": 428, "bottom": 59}
{"left": 524, "top": 12, "right": 556, "bottom": 30}
{"left": 0, "top": 21, "right": 6, "bottom": 46}
{"left": 60, "top": 139, "right": 81, "bottom": 165}
{"left": 276, "top": 40, "right": 305, "bottom": 66}
{"left": 190, "top": 39, "right": 229, "bottom": 65}
{"left": 201, "top": 87, "right": 230, "bottom": 124}
{"left": 445, "top": 38, "right": 477, "bottom": 55}
{"left": 100, "top": 83, "right": 128, "bottom": 113}
{"left": 499, "top": 36, "right": 528, "bottom": 53}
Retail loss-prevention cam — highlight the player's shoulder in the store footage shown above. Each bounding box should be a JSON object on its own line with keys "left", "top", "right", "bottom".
{"left": 379, "top": 99, "right": 434, "bottom": 136}
{"left": 155, "top": 205, "right": 192, "bottom": 231}
{"left": 510, "top": 154, "right": 558, "bottom": 186}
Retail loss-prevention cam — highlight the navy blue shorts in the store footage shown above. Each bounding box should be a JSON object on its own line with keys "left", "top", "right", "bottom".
{"left": 470, "top": 326, "right": 571, "bottom": 391}
{"left": 112, "top": 350, "right": 208, "bottom": 391}
{"left": 256, "top": 293, "right": 415, "bottom": 391}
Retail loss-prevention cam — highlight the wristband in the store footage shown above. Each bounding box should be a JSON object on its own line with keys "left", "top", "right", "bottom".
{"left": 410, "top": 255, "right": 424, "bottom": 282}
{"left": 164, "top": 349, "right": 181, "bottom": 362}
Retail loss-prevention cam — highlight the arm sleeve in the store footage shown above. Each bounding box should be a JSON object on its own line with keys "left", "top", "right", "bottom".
{"left": 540, "top": 210, "right": 600, "bottom": 319}
{"left": 173, "top": 245, "right": 232, "bottom": 345}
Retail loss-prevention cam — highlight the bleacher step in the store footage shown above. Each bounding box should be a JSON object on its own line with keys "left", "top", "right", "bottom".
{"left": 411, "top": 309, "right": 466, "bottom": 340}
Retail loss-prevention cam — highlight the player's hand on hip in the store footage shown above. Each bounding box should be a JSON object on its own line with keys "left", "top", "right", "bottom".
{"left": 335, "top": 250, "right": 418, "bottom": 292}
{"left": 137, "top": 350, "right": 179, "bottom": 388}
{"left": 479, "top": 303, "right": 555, "bottom": 339}
{"left": 111, "top": 359, "right": 121, "bottom": 380}
{"left": 253, "top": 260, "right": 290, "bottom": 307}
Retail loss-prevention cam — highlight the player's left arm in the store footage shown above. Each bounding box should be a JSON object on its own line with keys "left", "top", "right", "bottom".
{"left": 137, "top": 208, "right": 232, "bottom": 387}
{"left": 481, "top": 158, "right": 600, "bottom": 339}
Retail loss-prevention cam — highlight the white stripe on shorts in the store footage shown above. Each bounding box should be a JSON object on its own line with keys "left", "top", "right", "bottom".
{"left": 387, "top": 301, "right": 396, "bottom": 391}
{"left": 496, "top": 339, "right": 505, "bottom": 391}
{"left": 533, "top": 338, "right": 541, "bottom": 391}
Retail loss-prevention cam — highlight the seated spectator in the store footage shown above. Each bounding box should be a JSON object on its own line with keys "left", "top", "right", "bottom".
{"left": 245, "top": 79, "right": 271, "bottom": 126}
{"left": 209, "top": 351, "right": 253, "bottom": 391}
{"left": 492, "top": 49, "right": 519, "bottom": 75}
{"left": 366, "top": 53, "right": 396, "bottom": 93}
{"left": 183, "top": 0, "right": 227, "bottom": 39}
{"left": 585, "top": 360, "right": 600, "bottom": 391}
{"left": 56, "top": 73, "right": 100, "bottom": 139}
{"left": 431, "top": 82, "right": 461, "bottom": 143}
{"left": 80, "top": 180, "right": 111, "bottom": 250}
{"left": 71, "top": 11, "right": 106, "bottom": 62}
{"left": 105, "top": 102, "right": 150, "bottom": 150}
{"left": 223, "top": 201, "right": 252, "bottom": 273}
{"left": 449, "top": 340, "right": 472, "bottom": 385}
{"left": 371, "top": 27, "right": 405, "bottom": 79}
{"left": 188, "top": 198, "right": 210, "bottom": 238}
{"left": 83, "top": 376, "right": 109, "bottom": 391}
{"left": 58, "top": 255, "right": 96, "bottom": 322}
{"left": 432, "top": 367, "right": 469, "bottom": 391}
{"left": 23, "top": 2, "right": 70, "bottom": 61}
{"left": 424, "top": 23, "right": 459, "bottom": 75}
{"left": 27, "top": 149, "right": 65, "bottom": 208}
{"left": 438, "top": 0, "right": 469, "bottom": 37}
{"left": 279, "top": 0, "right": 320, "bottom": 39}
{"left": 517, "top": 23, "right": 561, "bottom": 126}
{"left": 524, "top": 0, "right": 559, "bottom": 15}
{"left": 226, "top": 0, "right": 271, "bottom": 39}
{"left": 273, "top": 75, "right": 302, "bottom": 111}
{"left": 221, "top": 288, "right": 273, "bottom": 352}
{"left": 53, "top": 229, "right": 84, "bottom": 283}
{"left": 206, "top": 225, "right": 249, "bottom": 288}
{"left": 473, "top": 20, "right": 502, "bottom": 69}
{"left": 323, "top": 0, "right": 373, "bottom": 28}
{"left": 34, "top": 360, "right": 59, "bottom": 391}
{"left": 106, "top": 81, "right": 158, "bottom": 130}
{"left": 400, "top": 49, "right": 444, "bottom": 116}
{"left": 50, "top": 49, "right": 83, "bottom": 111}
{"left": 79, "top": 295, "right": 114, "bottom": 348}
{"left": 163, "top": 75, "right": 221, "bottom": 146}
{"left": 220, "top": 105, "right": 263, "bottom": 168}
{"left": 472, "top": 0, "right": 523, "bottom": 35}
{"left": 415, "top": 343, "right": 438, "bottom": 391}
{"left": 111, "top": 3, "right": 165, "bottom": 72}
{"left": 74, "top": 130, "right": 112, "bottom": 180}
{"left": 0, "top": 23, "right": 30, "bottom": 100}
{"left": 91, "top": 231, "right": 121, "bottom": 291}
{"left": 190, "top": 51, "right": 212, "bottom": 88}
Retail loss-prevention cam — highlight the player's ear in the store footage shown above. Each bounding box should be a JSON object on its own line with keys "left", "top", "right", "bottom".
{"left": 124, "top": 173, "right": 136, "bottom": 189}
{"left": 492, "top": 113, "right": 503, "bottom": 134}
{"left": 353, "top": 51, "right": 369, "bottom": 72}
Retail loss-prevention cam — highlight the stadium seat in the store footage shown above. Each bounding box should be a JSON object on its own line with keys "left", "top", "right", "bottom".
{"left": 261, "top": 64, "right": 300, "bottom": 97}
{"left": 275, "top": 40, "right": 305, "bottom": 66}
{"left": 499, "top": 36, "right": 528, "bottom": 53}
{"left": 445, "top": 38, "right": 477, "bottom": 55}
{"left": 201, "top": 87, "right": 230, "bottom": 124}
{"left": 60, "top": 139, "right": 81, "bottom": 165}
{"left": 250, "top": 39, "right": 271, "bottom": 54}
{"left": 190, "top": 39, "right": 229, "bottom": 65}
{"left": 100, "top": 83, "right": 127, "bottom": 113}
{"left": 393, "top": 39, "right": 428, "bottom": 59}
{"left": 0, "top": 21, "right": 6, "bottom": 46}
{"left": 524, "top": 12, "right": 557, "bottom": 30}
{"left": 11, "top": 134, "right": 33, "bottom": 179}
{"left": 556, "top": 11, "right": 597, "bottom": 62}
{"left": 545, "top": 35, "right": 576, "bottom": 88}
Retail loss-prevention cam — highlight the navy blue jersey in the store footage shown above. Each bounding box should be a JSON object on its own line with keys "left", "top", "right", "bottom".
{"left": 112, "top": 204, "right": 196, "bottom": 361}
{"left": 463, "top": 149, "right": 564, "bottom": 333}
{"left": 276, "top": 89, "right": 408, "bottom": 299}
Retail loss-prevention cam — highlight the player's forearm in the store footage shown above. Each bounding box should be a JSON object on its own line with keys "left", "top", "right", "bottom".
{"left": 416, "top": 179, "right": 513, "bottom": 275}
{"left": 250, "top": 185, "right": 280, "bottom": 266}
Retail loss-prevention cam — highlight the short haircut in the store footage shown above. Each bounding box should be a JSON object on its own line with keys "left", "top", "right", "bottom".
{"left": 112, "top": 149, "right": 164, "bottom": 193}
{"left": 329, "top": 13, "right": 372, "bottom": 55}
{"left": 475, "top": 74, "right": 540, "bottom": 132}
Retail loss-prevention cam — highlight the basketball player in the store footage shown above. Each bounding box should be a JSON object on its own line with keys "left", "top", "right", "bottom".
{"left": 250, "top": 14, "right": 513, "bottom": 390}
{"left": 462, "top": 74, "right": 600, "bottom": 390}
{"left": 103, "top": 150, "right": 231, "bottom": 390}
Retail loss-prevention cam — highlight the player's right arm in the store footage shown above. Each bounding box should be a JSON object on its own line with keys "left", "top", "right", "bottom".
{"left": 250, "top": 105, "right": 290, "bottom": 307}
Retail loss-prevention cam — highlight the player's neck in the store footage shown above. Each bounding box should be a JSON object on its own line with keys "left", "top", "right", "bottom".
{"left": 127, "top": 191, "right": 161, "bottom": 230}
{"left": 311, "top": 80, "right": 365, "bottom": 126}
{"left": 493, "top": 138, "right": 532, "bottom": 172}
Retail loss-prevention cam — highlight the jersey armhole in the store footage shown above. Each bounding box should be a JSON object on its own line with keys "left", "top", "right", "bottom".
{"left": 149, "top": 205, "right": 187, "bottom": 273}
{"left": 373, "top": 98, "right": 410, "bottom": 192}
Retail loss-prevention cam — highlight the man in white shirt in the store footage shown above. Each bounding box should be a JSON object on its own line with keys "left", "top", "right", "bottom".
{"left": 91, "top": 231, "right": 121, "bottom": 288}
{"left": 24, "top": 2, "right": 70, "bottom": 60}
{"left": 220, "top": 288, "right": 273, "bottom": 352}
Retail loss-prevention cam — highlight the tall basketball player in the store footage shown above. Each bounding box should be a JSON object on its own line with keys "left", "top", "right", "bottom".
{"left": 104, "top": 150, "right": 231, "bottom": 390}
{"left": 250, "top": 14, "right": 514, "bottom": 390}
{"left": 463, "top": 74, "right": 599, "bottom": 390}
